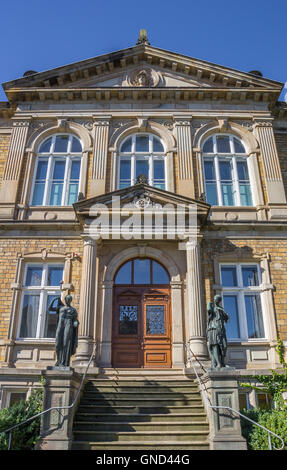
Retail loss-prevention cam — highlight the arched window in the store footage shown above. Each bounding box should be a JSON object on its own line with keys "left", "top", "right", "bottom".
{"left": 202, "top": 134, "right": 252, "bottom": 206}
{"left": 118, "top": 133, "right": 166, "bottom": 189}
{"left": 114, "top": 258, "right": 170, "bottom": 285}
{"left": 31, "top": 134, "right": 82, "bottom": 206}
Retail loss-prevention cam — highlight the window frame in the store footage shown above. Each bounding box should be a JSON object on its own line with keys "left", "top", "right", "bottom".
{"left": 114, "top": 258, "right": 170, "bottom": 285}
{"left": 17, "top": 262, "right": 64, "bottom": 340}
{"left": 117, "top": 133, "right": 167, "bottom": 190}
{"left": 202, "top": 134, "right": 253, "bottom": 207}
{"left": 30, "top": 134, "right": 83, "bottom": 207}
{"left": 219, "top": 262, "right": 267, "bottom": 342}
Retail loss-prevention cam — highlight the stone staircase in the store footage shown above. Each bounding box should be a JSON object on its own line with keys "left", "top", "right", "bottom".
{"left": 72, "top": 369, "right": 210, "bottom": 450}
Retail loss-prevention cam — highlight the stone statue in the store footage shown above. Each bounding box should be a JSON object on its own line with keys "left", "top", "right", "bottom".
{"left": 207, "top": 295, "right": 229, "bottom": 369}
{"left": 48, "top": 294, "right": 79, "bottom": 368}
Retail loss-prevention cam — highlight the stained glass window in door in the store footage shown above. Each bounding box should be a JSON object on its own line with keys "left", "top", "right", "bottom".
{"left": 146, "top": 305, "right": 165, "bottom": 335}
{"left": 119, "top": 305, "right": 138, "bottom": 334}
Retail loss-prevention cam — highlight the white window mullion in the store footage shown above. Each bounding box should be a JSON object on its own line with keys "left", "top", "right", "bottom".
{"left": 232, "top": 156, "right": 241, "bottom": 206}
{"left": 62, "top": 156, "right": 71, "bottom": 206}
{"left": 239, "top": 290, "right": 249, "bottom": 340}
{"left": 214, "top": 156, "right": 222, "bottom": 205}
{"left": 43, "top": 155, "right": 53, "bottom": 206}
{"left": 131, "top": 155, "right": 136, "bottom": 185}
{"left": 149, "top": 155, "right": 154, "bottom": 186}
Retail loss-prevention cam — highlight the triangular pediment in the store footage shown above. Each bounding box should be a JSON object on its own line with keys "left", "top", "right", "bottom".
{"left": 74, "top": 183, "right": 210, "bottom": 223}
{"left": 3, "top": 44, "right": 282, "bottom": 96}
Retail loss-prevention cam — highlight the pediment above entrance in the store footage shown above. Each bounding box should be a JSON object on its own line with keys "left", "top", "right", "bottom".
{"left": 74, "top": 183, "right": 209, "bottom": 214}
{"left": 73, "top": 183, "right": 210, "bottom": 240}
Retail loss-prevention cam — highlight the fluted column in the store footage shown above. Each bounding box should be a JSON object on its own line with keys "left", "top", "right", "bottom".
{"left": 254, "top": 118, "right": 287, "bottom": 215}
{"left": 0, "top": 119, "right": 31, "bottom": 218}
{"left": 186, "top": 239, "right": 207, "bottom": 358}
{"left": 74, "top": 237, "right": 97, "bottom": 366}
{"left": 174, "top": 117, "right": 195, "bottom": 198}
{"left": 90, "top": 116, "right": 111, "bottom": 196}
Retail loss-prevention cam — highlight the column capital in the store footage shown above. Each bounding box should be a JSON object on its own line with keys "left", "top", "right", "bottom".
{"left": 174, "top": 116, "right": 192, "bottom": 126}
{"left": 92, "top": 115, "right": 112, "bottom": 126}
{"left": 170, "top": 280, "right": 183, "bottom": 289}
{"left": 82, "top": 236, "right": 97, "bottom": 247}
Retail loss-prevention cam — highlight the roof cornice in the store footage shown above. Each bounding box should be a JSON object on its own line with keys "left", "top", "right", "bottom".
{"left": 3, "top": 45, "right": 282, "bottom": 101}
{"left": 5, "top": 86, "right": 280, "bottom": 106}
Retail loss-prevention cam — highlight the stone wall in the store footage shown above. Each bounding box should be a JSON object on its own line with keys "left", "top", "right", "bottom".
{"left": 0, "top": 238, "right": 83, "bottom": 362}
{"left": 202, "top": 237, "right": 287, "bottom": 340}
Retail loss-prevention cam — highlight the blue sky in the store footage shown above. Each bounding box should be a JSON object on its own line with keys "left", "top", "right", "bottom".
{"left": 1, "top": 0, "right": 287, "bottom": 102}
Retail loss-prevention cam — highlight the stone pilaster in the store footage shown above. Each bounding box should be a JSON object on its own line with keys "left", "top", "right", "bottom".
{"left": 174, "top": 117, "right": 195, "bottom": 198}
{"left": 170, "top": 280, "right": 185, "bottom": 366}
{"left": 90, "top": 116, "right": 111, "bottom": 196}
{"left": 98, "top": 280, "right": 113, "bottom": 367}
{"left": 186, "top": 239, "right": 207, "bottom": 358}
{"left": 0, "top": 119, "right": 31, "bottom": 218}
{"left": 254, "top": 118, "right": 287, "bottom": 218}
{"left": 73, "top": 238, "right": 97, "bottom": 366}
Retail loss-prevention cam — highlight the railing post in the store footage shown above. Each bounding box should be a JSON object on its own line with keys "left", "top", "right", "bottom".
{"left": 201, "top": 369, "right": 247, "bottom": 450}
{"left": 36, "top": 370, "right": 82, "bottom": 450}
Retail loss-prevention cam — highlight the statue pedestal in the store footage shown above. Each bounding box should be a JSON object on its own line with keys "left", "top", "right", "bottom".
{"left": 201, "top": 369, "right": 247, "bottom": 450}
{"left": 37, "top": 369, "right": 82, "bottom": 450}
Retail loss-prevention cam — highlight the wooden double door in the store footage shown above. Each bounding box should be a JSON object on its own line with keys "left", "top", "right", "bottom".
{"left": 112, "top": 286, "right": 172, "bottom": 368}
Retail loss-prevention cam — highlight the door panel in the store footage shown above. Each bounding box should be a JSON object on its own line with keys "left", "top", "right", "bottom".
{"left": 143, "top": 295, "right": 171, "bottom": 368}
{"left": 112, "top": 290, "right": 142, "bottom": 368}
{"left": 112, "top": 287, "right": 171, "bottom": 368}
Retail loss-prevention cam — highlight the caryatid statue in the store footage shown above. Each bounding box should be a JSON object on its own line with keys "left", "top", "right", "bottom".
{"left": 206, "top": 295, "right": 229, "bottom": 369}
{"left": 48, "top": 294, "right": 79, "bottom": 368}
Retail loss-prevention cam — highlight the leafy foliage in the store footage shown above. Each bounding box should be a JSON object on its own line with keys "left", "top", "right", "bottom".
{"left": 239, "top": 339, "right": 287, "bottom": 450}
{"left": 240, "top": 338, "right": 287, "bottom": 410}
{"left": 240, "top": 408, "right": 287, "bottom": 450}
{"left": 0, "top": 385, "right": 43, "bottom": 450}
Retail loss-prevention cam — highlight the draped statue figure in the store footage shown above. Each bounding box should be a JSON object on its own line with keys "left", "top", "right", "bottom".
{"left": 48, "top": 294, "right": 79, "bottom": 368}
{"left": 206, "top": 295, "right": 229, "bottom": 369}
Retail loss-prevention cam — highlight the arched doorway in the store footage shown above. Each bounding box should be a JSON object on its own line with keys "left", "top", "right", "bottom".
{"left": 112, "top": 258, "right": 172, "bottom": 368}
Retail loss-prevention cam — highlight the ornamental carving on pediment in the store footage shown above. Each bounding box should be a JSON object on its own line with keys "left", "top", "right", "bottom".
{"left": 127, "top": 68, "right": 161, "bottom": 88}
{"left": 123, "top": 190, "right": 163, "bottom": 209}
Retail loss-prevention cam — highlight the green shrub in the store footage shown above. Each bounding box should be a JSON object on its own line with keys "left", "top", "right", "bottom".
{"left": 240, "top": 408, "right": 287, "bottom": 450}
{"left": 239, "top": 339, "right": 287, "bottom": 450}
{"left": 0, "top": 387, "right": 43, "bottom": 450}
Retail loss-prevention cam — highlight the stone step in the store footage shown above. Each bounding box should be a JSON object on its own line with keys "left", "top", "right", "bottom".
{"left": 76, "top": 404, "right": 205, "bottom": 414}
{"left": 79, "top": 397, "right": 203, "bottom": 406}
{"left": 95, "top": 371, "right": 194, "bottom": 380}
{"left": 73, "top": 420, "right": 209, "bottom": 432}
{"left": 75, "top": 412, "right": 208, "bottom": 423}
{"left": 85, "top": 383, "right": 199, "bottom": 392}
{"left": 72, "top": 440, "right": 209, "bottom": 450}
{"left": 73, "top": 430, "right": 210, "bottom": 442}
{"left": 82, "top": 391, "right": 200, "bottom": 400}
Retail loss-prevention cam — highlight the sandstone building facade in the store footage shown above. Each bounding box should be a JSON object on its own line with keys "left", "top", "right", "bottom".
{"left": 0, "top": 33, "right": 287, "bottom": 422}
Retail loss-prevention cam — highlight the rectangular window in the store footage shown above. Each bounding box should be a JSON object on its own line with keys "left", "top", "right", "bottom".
{"left": 18, "top": 263, "right": 64, "bottom": 339}
{"left": 220, "top": 263, "right": 265, "bottom": 341}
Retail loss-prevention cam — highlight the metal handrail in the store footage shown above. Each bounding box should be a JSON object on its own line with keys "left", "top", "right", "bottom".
{"left": 1, "top": 344, "right": 97, "bottom": 450}
{"left": 185, "top": 343, "right": 285, "bottom": 451}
